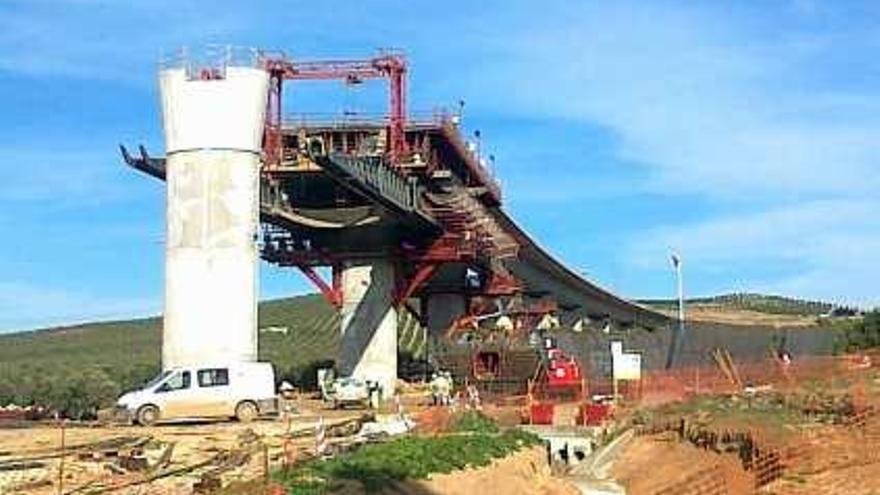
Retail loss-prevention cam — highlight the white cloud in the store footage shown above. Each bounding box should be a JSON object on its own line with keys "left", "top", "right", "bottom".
{"left": 442, "top": 2, "right": 880, "bottom": 303}
{"left": 628, "top": 199, "right": 880, "bottom": 307}
{"left": 469, "top": 3, "right": 880, "bottom": 198}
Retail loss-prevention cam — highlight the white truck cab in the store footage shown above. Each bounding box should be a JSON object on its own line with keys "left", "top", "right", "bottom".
{"left": 116, "top": 362, "right": 278, "bottom": 425}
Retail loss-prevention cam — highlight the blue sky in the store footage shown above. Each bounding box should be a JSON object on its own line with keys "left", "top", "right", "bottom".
{"left": 1, "top": 0, "right": 879, "bottom": 331}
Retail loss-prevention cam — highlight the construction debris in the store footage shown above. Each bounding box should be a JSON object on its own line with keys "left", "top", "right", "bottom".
{"left": 712, "top": 348, "right": 743, "bottom": 389}
{"left": 358, "top": 416, "right": 416, "bottom": 439}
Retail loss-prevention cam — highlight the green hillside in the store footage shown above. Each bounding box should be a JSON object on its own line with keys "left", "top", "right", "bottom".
{"left": 0, "top": 294, "right": 425, "bottom": 418}
{"left": 639, "top": 292, "right": 838, "bottom": 316}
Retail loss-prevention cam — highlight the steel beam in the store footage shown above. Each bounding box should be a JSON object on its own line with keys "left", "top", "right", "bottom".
{"left": 296, "top": 264, "right": 342, "bottom": 308}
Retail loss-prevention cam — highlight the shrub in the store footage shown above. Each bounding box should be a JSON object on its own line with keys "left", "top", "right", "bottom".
{"left": 275, "top": 428, "right": 541, "bottom": 493}
{"left": 450, "top": 411, "right": 499, "bottom": 434}
{"left": 833, "top": 310, "right": 880, "bottom": 353}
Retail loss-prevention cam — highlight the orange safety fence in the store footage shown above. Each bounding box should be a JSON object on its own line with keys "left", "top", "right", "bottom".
{"left": 616, "top": 352, "right": 880, "bottom": 407}
{"left": 631, "top": 356, "right": 880, "bottom": 495}
{"left": 501, "top": 351, "right": 880, "bottom": 427}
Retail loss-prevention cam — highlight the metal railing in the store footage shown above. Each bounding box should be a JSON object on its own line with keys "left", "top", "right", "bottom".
{"left": 159, "top": 45, "right": 265, "bottom": 80}
{"left": 281, "top": 109, "right": 503, "bottom": 199}
{"left": 282, "top": 110, "right": 450, "bottom": 129}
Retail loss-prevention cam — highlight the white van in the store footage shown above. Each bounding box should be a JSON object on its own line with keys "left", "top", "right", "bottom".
{"left": 116, "top": 362, "right": 278, "bottom": 425}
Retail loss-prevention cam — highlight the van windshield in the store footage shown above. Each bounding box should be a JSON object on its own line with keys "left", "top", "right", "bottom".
{"left": 142, "top": 370, "right": 172, "bottom": 390}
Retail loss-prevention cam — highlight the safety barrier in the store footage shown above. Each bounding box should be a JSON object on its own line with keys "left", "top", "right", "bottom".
{"left": 633, "top": 366, "right": 880, "bottom": 495}
{"left": 635, "top": 422, "right": 793, "bottom": 494}
{"left": 624, "top": 352, "right": 878, "bottom": 407}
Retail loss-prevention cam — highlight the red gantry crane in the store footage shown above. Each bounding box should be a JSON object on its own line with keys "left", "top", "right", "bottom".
{"left": 262, "top": 52, "right": 408, "bottom": 167}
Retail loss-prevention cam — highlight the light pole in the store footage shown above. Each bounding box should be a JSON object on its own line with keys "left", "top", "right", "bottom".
{"left": 666, "top": 252, "right": 685, "bottom": 369}
{"left": 473, "top": 129, "right": 482, "bottom": 162}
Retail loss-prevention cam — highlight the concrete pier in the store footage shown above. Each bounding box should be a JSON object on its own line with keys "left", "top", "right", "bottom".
{"left": 159, "top": 62, "right": 268, "bottom": 369}
{"left": 339, "top": 260, "right": 398, "bottom": 395}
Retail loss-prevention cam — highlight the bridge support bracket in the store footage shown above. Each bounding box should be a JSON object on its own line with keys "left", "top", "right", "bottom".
{"left": 296, "top": 264, "right": 342, "bottom": 308}
{"left": 394, "top": 262, "right": 437, "bottom": 306}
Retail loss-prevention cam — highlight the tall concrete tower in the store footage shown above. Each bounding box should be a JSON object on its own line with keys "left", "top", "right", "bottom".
{"left": 158, "top": 52, "right": 269, "bottom": 368}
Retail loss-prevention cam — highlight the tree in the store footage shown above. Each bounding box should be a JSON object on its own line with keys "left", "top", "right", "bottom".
{"left": 834, "top": 310, "right": 880, "bottom": 353}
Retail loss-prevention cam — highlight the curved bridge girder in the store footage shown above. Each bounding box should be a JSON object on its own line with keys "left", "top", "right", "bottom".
{"left": 492, "top": 207, "right": 671, "bottom": 331}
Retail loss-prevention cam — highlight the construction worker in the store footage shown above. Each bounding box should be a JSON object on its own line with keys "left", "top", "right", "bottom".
{"left": 443, "top": 372, "right": 455, "bottom": 406}
{"left": 431, "top": 372, "right": 451, "bottom": 406}
{"left": 367, "top": 380, "right": 381, "bottom": 409}
{"left": 435, "top": 372, "right": 453, "bottom": 406}
{"left": 429, "top": 373, "right": 440, "bottom": 406}
{"left": 466, "top": 383, "right": 482, "bottom": 410}
{"left": 778, "top": 350, "right": 793, "bottom": 382}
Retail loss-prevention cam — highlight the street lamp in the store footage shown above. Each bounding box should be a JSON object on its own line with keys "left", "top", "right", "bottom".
{"left": 473, "top": 129, "right": 482, "bottom": 162}
{"left": 665, "top": 252, "right": 685, "bottom": 369}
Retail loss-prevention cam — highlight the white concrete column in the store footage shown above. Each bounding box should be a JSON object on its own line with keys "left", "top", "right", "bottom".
{"left": 159, "top": 64, "right": 269, "bottom": 369}
{"left": 339, "top": 260, "right": 398, "bottom": 395}
{"left": 426, "top": 293, "right": 467, "bottom": 338}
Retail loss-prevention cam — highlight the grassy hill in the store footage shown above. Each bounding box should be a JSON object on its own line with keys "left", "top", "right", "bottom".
{"left": 639, "top": 293, "right": 837, "bottom": 317}
{"left": 1, "top": 290, "right": 865, "bottom": 418}
{"left": 0, "top": 294, "right": 425, "bottom": 417}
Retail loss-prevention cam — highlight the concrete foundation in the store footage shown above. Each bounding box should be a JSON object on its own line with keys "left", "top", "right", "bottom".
{"left": 339, "top": 260, "right": 398, "bottom": 395}
{"left": 520, "top": 425, "right": 599, "bottom": 466}
{"left": 425, "top": 293, "right": 467, "bottom": 338}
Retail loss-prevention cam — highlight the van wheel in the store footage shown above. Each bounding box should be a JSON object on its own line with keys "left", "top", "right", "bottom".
{"left": 235, "top": 401, "right": 258, "bottom": 423}
{"left": 136, "top": 405, "right": 159, "bottom": 426}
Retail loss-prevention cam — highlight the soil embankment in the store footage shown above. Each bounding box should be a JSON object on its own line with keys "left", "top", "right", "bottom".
{"left": 418, "top": 445, "right": 579, "bottom": 495}
{"left": 611, "top": 435, "right": 752, "bottom": 495}
{"left": 324, "top": 445, "right": 579, "bottom": 495}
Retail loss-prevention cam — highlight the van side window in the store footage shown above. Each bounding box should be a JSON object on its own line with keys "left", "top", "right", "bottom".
{"left": 197, "top": 368, "right": 230, "bottom": 387}
{"left": 157, "top": 371, "right": 190, "bottom": 392}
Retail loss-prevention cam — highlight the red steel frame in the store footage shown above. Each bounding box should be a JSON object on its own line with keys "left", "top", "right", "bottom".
{"left": 288, "top": 233, "right": 523, "bottom": 309}
{"left": 394, "top": 262, "right": 437, "bottom": 305}
{"left": 262, "top": 54, "right": 408, "bottom": 167}
{"left": 260, "top": 53, "right": 522, "bottom": 311}
{"left": 296, "top": 264, "right": 343, "bottom": 309}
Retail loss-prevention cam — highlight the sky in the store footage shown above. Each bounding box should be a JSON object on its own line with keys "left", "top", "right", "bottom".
{"left": 1, "top": 0, "right": 879, "bottom": 331}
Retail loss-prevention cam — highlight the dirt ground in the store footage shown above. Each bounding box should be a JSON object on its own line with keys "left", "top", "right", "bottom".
{"left": 0, "top": 399, "right": 368, "bottom": 494}
{"left": 270, "top": 445, "right": 579, "bottom": 495}
{"left": 419, "top": 446, "right": 578, "bottom": 495}
{"left": 612, "top": 434, "right": 752, "bottom": 495}
{"left": 770, "top": 462, "right": 880, "bottom": 495}
{"left": 766, "top": 418, "right": 880, "bottom": 495}
{"left": 0, "top": 395, "right": 571, "bottom": 495}
{"left": 610, "top": 365, "right": 880, "bottom": 495}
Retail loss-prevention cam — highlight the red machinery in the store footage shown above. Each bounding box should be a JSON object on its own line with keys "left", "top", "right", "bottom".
{"left": 524, "top": 342, "right": 589, "bottom": 425}
{"left": 545, "top": 348, "right": 583, "bottom": 388}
